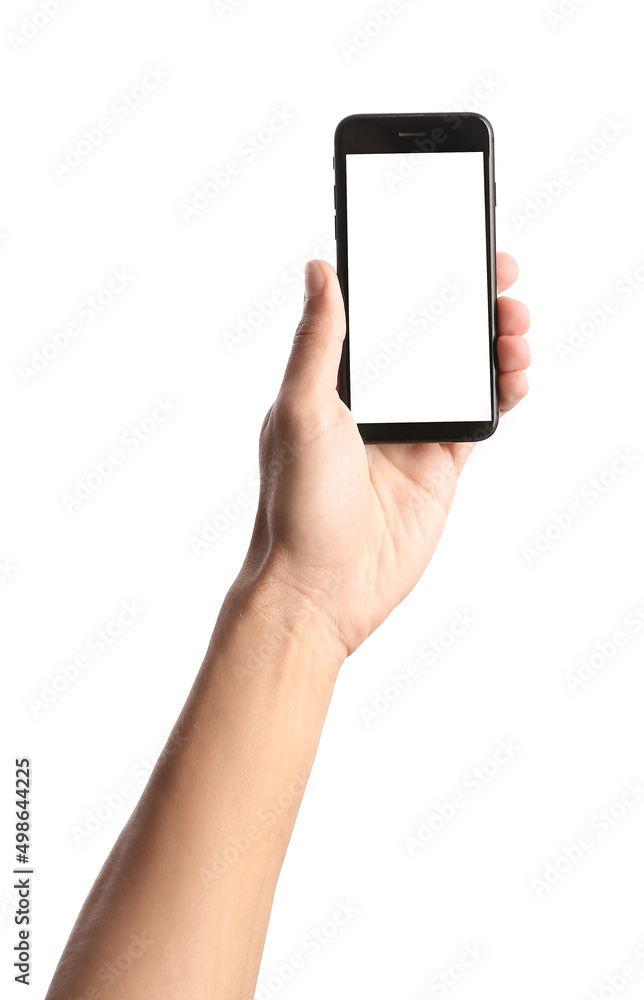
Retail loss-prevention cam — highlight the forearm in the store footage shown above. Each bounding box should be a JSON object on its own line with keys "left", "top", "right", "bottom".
{"left": 45, "top": 570, "right": 345, "bottom": 1000}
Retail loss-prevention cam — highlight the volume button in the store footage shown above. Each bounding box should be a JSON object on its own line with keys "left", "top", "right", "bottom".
{"left": 334, "top": 185, "right": 337, "bottom": 209}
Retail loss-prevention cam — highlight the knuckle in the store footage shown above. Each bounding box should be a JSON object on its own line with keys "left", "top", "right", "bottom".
{"left": 272, "top": 391, "right": 326, "bottom": 448}
{"left": 272, "top": 394, "right": 302, "bottom": 436}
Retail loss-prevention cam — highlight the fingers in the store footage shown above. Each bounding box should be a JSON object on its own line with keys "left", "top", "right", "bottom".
{"left": 497, "top": 297, "right": 531, "bottom": 373}
{"left": 499, "top": 370, "right": 528, "bottom": 414}
{"left": 496, "top": 282, "right": 530, "bottom": 415}
{"left": 497, "top": 333, "right": 530, "bottom": 373}
{"left": 497, "top": 295, "right": 530, "bottom": 336}
{"left": 496, "top": 251, "right": 518, "bottom": 294}
{"left": 281, "top": 260, "right": 346, "bottom": 401}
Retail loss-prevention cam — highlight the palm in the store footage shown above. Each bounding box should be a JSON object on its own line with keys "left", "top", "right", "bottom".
{"left": 263, "top": 397, "right": 473, "bottom": 654}
{"left": 360, "top": 438, "right": 472, "bottom": 623}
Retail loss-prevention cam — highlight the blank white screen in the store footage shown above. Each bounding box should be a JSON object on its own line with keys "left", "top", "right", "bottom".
{"left": 346, "top": 151, "right": 491, "bottom": 423}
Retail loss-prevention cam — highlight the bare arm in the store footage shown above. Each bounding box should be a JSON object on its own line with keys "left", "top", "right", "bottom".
{"left": 45, "top": 256, "right": 530, "bottom": 999}
{"left": 45, "top": 573, "right": 344, "bottom": 1000}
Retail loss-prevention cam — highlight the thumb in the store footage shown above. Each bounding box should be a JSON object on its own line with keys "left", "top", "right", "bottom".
{"left": 281, "top": 259, "right": 347, "bottom": 399}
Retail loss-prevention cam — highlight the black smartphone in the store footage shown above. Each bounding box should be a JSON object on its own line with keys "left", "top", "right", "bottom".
{"left": 334, "top": 113, "right": 498, "bottom": 444}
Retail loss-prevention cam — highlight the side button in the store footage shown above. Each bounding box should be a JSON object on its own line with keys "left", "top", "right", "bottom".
{"left": 334, "top": 215, "right": 337, "bottom": 239}
{"left": 333, "top": 185, "right": 336, "bottom": 209}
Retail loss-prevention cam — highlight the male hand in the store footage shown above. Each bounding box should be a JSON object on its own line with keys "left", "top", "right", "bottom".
{"left": 243, "top": 254, "right": 530, "bottom": 660}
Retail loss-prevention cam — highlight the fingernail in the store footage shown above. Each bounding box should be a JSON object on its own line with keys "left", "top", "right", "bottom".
{"left": 304, "top": 260, "right": 326, "bottom": 298}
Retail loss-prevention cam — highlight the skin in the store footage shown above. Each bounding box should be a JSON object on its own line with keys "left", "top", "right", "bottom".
{"left": 45, "top": 254, "right": 530, "bottom": 1000}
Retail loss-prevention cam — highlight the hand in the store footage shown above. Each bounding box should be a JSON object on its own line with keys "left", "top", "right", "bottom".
{"left": 240, "top": 254, "right": 530, "bottom": 661}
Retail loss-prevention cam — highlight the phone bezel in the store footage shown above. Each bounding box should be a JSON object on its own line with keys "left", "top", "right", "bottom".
{"left": 334, "top": 112, "right": 498, "bottom": 444}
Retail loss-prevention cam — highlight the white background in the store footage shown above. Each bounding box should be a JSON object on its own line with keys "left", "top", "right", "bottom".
{"left": 1, "top": 1, "right": 643, "bottom": 998}
{"left": 347, "top": 150, "right": 491, "bottom": 422}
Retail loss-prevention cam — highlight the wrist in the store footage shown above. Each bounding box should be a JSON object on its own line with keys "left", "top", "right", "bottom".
{"left": 213, "top": 559, "right": 348, "bottom": 688}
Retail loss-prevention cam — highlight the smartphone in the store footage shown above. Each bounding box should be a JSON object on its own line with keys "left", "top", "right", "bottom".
{"left": 334, "top": 113, "right": 498, "bottom": 443}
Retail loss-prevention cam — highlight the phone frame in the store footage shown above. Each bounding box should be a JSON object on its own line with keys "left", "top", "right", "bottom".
{"left": 334, "top": 112, "right": 498, "bottom": 444}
